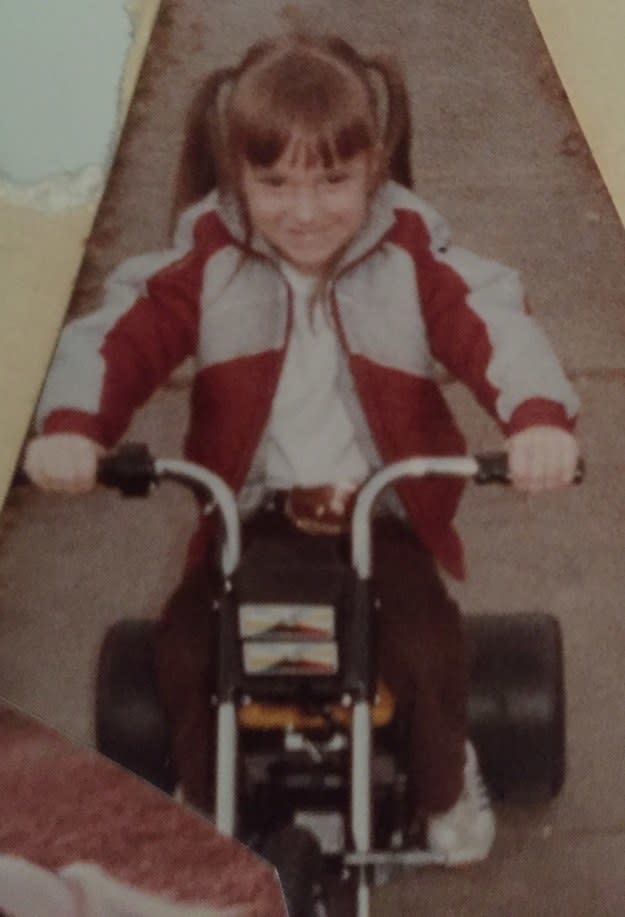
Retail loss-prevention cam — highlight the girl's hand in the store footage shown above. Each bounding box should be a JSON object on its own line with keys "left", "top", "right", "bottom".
{"left": 505, "top": 426, "right": 579, "bottom": 494}
{"left": 23, "top": 434, "right": 105, "bottom": 494}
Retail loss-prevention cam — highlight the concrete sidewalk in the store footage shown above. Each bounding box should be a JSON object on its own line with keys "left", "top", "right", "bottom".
{"left": 1, "top": 1, "right": 624, "bottom": 913}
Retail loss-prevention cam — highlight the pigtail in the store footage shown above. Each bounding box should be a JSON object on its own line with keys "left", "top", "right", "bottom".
{"left": 168, "top": 67, "right": 236, "bottom": 235}
{"left": 322, "top": 36, "right": 413, "bottom": 189}
{"left": 364, "top": 55, "right": 414, "bottom": 188}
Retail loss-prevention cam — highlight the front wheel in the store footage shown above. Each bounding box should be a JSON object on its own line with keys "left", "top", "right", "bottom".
{"left": 261, "top": 825, "right": 328, "bottom": 917}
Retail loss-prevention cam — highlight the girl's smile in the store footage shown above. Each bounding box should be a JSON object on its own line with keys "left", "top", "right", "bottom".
{"left": 241, "top": 139, "right": 378, "bottom": 276}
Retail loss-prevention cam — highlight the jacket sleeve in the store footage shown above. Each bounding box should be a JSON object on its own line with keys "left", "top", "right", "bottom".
{"left": 35, "top": 199, "right": 223, "bottom": 447}
{"left": 413, "top": 214, "right": 579, "bottom": 434}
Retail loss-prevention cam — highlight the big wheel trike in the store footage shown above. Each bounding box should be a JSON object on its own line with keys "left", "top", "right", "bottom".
{"left": 94, "top": 445, "right": 577, "bottom": 917}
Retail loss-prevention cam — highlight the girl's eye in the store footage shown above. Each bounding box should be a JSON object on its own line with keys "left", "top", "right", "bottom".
{"left": 325, "top": 172, "right": 349, "bottom": 185}
{"left": 259, "top": 174, "right": 285, "bottom": 188}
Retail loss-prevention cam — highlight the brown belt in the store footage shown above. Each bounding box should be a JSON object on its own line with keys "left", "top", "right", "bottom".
{"left": 276, "top": 482, "right": 360, "bottom": 536}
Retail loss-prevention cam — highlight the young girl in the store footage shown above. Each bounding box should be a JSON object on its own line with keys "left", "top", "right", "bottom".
{"left": 24, "top": 32, "right": 579, "bottom": 865}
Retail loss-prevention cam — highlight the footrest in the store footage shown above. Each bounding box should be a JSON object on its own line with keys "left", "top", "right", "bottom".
{"left": 344, "top": 848, "right": 446, "bottom": 868}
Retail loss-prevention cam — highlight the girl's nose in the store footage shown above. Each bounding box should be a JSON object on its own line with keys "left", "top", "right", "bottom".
{"left": 292, "top": 186, "right": 317, "bottom": 223}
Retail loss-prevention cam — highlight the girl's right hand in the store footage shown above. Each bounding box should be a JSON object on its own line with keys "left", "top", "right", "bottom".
{"left": 23, "top": 434, "right": 105, "bottom": 494}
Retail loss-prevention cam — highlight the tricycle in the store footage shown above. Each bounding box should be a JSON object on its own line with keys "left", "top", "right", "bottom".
{"left": 93, "top": 445, "right": 576, "bottom": 916}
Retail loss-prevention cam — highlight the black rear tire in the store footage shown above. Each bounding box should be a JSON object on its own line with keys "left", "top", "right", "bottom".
{"left": 466, "top": 611, "right": 565, "bottom": 801}
{"left": 95, "top": 619, "right": 175, "bottom": 793}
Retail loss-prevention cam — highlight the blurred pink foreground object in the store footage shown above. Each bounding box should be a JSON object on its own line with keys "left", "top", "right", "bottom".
{"left": 0, "top": 856, "right": 251, "bottom": 917}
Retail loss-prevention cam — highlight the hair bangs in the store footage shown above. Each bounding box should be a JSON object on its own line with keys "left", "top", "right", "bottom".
{"left": 228, "top": 46, "right": 378, "bottom": 170}
{"left": 231, "top": 112, "right": 375, "bottom": 171}
{"left": 234, "top": 118, "right": 292, "bottom": 168}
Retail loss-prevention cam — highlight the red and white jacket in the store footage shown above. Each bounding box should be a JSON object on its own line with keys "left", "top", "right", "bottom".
{"left": 36, "top": 181, "right": 579, "bottom": 578}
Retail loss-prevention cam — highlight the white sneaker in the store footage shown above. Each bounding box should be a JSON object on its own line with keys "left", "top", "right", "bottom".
{"left": 426, "top": 741, "right": 495, "bottom": 866}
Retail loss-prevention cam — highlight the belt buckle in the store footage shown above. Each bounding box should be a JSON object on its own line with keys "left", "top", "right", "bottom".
{"left": 284, "top": 484, "right": 357, "bottom": 536}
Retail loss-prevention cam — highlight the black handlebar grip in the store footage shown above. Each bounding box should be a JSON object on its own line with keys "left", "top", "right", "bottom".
{"left": 474, "top": 452, "right": 510, "bottom": 484}
{"left": 96, "top": 443, "right": 157, "bottom": 497}
{"left": 475, "top": 451, "right": 585, "bottom": 485}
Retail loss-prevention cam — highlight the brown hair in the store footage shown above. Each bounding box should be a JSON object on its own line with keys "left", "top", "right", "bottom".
{"left": 170, "top": 32, "right": 413, "bottom": 233}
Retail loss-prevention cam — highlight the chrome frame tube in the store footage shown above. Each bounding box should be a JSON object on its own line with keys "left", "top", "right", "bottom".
{"left": 154, "top": 458, "right": 241, "bottom": 575}
{"left": 215, "top": 700, "right": 238, "bottom": 835}
{"left": 351, "top": 456, "right": 479, "bottom": 578}
{"left": 356, "top": 876, "right": 370, "bottom": 917}
{"left": 351, "top": 699, "right": 372, "bottom": 917}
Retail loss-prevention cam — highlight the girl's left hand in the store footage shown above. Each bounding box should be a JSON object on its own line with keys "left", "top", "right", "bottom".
{"left": 505, "top": 425, "right": 579, "bottom": 493}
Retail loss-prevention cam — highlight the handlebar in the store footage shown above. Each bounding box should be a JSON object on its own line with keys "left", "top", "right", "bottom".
{"left": 16, "top": 443, "right": 583, "bottom": 579}
{"left": 474, "top": 451, "right": 584, "bottom": 486}
{"left": 350, "top": 453, "right": 583, "bottom": 577}
{"left": 96, "top": 443, "right": 156, "bottom": 495}
{"left": 19, "top": 443, "right": 243, "bottom": 576}
{"left": 95, "top": 445, "right": 584, "bottom": 490}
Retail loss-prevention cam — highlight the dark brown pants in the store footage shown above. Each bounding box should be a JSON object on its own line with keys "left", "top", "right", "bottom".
{"left": 153, "top": 512, "right": 468, "bottom": 817}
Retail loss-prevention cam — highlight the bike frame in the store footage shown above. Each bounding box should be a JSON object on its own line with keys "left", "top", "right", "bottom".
{"left": 147, "top": 454, "right": 485, "bottom": 917}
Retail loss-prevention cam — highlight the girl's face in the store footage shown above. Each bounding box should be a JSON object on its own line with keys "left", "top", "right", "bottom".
{"left": 240, "top": 137, "right": 379, "bottom": 276}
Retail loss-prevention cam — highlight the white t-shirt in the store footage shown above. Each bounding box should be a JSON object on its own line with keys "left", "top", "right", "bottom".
{"left": 263, "top": 262, "right": 370, "bottom": 488}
